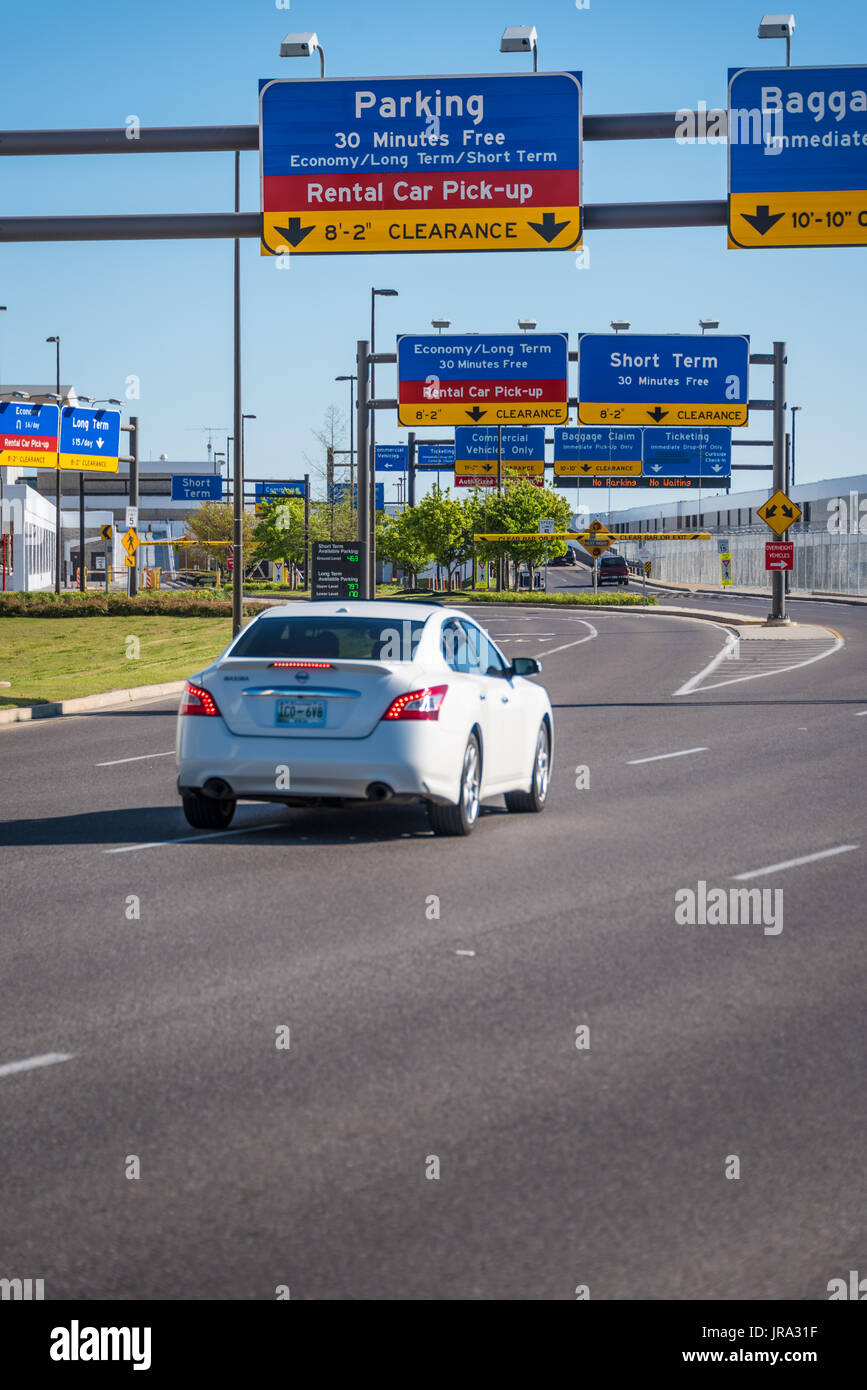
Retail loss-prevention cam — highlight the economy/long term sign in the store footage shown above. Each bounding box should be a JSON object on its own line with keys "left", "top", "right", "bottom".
{"left": 398, "top": 333, "right": 569, "bottom": 426}
{"left": 260, "top": 72, "right": 582, "bottom": 255}
{"left": 577, "top": 333, "right": 750, "bottom": 427}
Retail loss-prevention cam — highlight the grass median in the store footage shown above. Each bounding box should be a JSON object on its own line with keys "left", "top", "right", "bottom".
{"left": 0, "top": 615, "right": 237, "bottom": 708}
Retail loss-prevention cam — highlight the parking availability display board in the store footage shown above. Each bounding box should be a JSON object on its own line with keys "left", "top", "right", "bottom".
{"left": 398, "top": 333, "right": 569, "bottom": 426}
{"left": 260, "top": 73, "right": 582, "bottom": 255}
{"left": 577, "top": 333, "right": 750, "bottom": 427}
{"left": 728, "top": 65, "right": 867, "bottom": 249}
{"left": 311, "top": 541, "right": 363, "bottom": 600}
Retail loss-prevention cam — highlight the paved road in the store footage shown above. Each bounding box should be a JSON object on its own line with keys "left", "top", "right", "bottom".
{"left": 1, "top": 600, "right": 864, "bottom": 1300}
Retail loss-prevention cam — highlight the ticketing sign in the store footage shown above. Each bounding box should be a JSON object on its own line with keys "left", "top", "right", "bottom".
{"left": 260, "top": 72, "right": 582, "bottom": 256}
{"left": 642, "top": 427, "right": 731, "bottom": 486}
{"left": 728, "top": 65, "right": 867, "bottom": 249}
{"left": 398, "top": 333, "right": 569, "bottom": 426}
{"left": 0, "top": 401, "right": 59, "bottom": 469}
{"left": 416, "top": 443, "right": 456, "bottom": 470}
{"left": 577, "top": 333, "right": 750, "bottom": 427}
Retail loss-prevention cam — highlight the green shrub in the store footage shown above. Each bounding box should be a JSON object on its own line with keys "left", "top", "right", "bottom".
{"left": 0, "top": 591, "right": 259, "bottom": 618}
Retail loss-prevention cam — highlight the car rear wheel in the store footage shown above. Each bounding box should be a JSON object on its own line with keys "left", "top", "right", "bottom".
{"left": 428, "top": 733, "right": 481, "bottom": 837}
{"left": 181, "top": 790, "right": 236, "bottom": 830}
{"left": 505, "top": 722, "right": 551, "bottom": 814}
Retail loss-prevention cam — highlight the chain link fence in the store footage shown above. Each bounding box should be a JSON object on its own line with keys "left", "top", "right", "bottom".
{"left": 619, "top": 527, "right": 867, "bottom": 594}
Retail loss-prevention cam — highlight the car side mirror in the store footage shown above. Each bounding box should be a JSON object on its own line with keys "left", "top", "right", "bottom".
{"left": 510, "top": 656, "right": 541, "bottom": 677}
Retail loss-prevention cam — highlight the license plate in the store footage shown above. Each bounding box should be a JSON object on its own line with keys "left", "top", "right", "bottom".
{"left": 275, "top": 699, "right": 325, "bottom": 727}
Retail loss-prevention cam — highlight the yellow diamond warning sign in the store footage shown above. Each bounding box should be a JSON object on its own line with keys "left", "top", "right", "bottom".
{"left": 757, "top": 490, "right": 801, "bottom": 536}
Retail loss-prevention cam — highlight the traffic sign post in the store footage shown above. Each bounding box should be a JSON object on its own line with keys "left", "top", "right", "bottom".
{"left": 454, "top": 426, "right": 545, "bottom": 487}
{"left": 720, "top": 552, "right": 733, "bottom": 586}
{"left": 728, "top": 66, "right": 867, "bottom": 250}
{"left": 397, "top": 333, "right": 569, "bottom": 427}
{"left": 260, "top": 72, "right": 582, "bottom": 256}
{"left": 577, "top": 333, "right": 750, "bottom": 427}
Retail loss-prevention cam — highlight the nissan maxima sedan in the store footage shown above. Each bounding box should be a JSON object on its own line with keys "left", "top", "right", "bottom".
{"left": 176, "top": 602, "right": 553, "bottom": 836}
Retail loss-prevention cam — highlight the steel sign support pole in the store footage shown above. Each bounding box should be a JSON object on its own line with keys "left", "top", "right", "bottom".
{"left": 356, "top": 340, "right": 371, "bottom": 600}
{"left": 770, "top": 341, "right": 787, "bottom": 625}
{"left": 303, "top": 472, "right": 310, "bottom": 591}
{"left": 407, "top": 431, "right": 416, "bottom": 507}
{"left": 232, "top": 151, "right": 243, "bottom": 637}
{"left": 78, "top": 472, "right": 85, "bottom": 590}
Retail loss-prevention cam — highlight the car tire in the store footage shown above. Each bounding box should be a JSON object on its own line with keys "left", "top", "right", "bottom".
{"left": 505, "top": 722, "right": 551, "bottom": 814}
{"left": 428, "top": 733, "right": 481, "bottom": 837}
{"left": 181, "top": 790, "right": 236, "bottom": 830}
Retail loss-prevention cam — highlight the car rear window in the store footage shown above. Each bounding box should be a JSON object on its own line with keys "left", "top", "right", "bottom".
{"left": 600, "top": 556, "right": 624, "bottom": 565}
{"left": 230, "top": 616, "right": 428, "bottom": 661}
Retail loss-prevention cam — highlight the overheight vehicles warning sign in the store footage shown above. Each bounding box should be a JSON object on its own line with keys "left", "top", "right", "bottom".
{"left": 260, "top": 72, "right": 582, "bottom": 255}
{"left": 577, "top": 333, "right": 750, "bottom": 428}
{"left": 398, "top": 333, "right": 569, "bottom": 427}
{"left": 728, "top": 66, "right": 867, "bottom": 249}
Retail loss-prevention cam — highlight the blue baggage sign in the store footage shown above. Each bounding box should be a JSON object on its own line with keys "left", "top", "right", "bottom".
{"left": 728, "top": 65, "right": 867, "bottom": 248}
{"left": 577, "top": 333, "right": 750, "bottom": 427}
{"left": 553, "top": 426, "right": 642, "bottom": 476}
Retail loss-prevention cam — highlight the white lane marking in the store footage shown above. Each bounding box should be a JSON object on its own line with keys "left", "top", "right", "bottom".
{"left": 97, "top": 751, "right": 174, "bottom": 767}
{"left": 672, "top": 631, "right": 739, "bottom": 696}
{"left": 627, "top": 746, "right": 708, "bottom": 765}
{"left": 732, "top": 844, "right": 859, "bottom": 881}
{"left": 0, "top": 1052, "right": 74, "bottom": 1079}
{"left": 455, "top": 949, "right": 476, "bottom": 957}
{"left": 673, "top": 632, "right": 843, "bottom": 696}
{"left": 536, "top": 621, "right": 598, "bottom": 658}
{"left": 105, "top": 820, "right": 287, "bottom": 855}
{"left": 855, "top": 710, "right": 867, "bottom": 717}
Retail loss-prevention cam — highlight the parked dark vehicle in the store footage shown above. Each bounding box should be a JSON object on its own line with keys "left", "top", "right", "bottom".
{"left": 597, "top": 554, "right": 630, "bottom": 586}
{"left": 547, "top": 548, "right": 576, "bottom": 567}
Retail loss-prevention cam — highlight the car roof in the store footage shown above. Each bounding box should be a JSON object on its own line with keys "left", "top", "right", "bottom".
{"left": 250, "top": 601, "right": 463, "bottom": 622}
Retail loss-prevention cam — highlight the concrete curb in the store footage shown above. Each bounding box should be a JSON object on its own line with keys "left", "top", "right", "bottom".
{"left": 628, "top": 573, "right": 867, "bottom": 606}
{"left": 0, "top": 679, "right": 185, "bottom": 727}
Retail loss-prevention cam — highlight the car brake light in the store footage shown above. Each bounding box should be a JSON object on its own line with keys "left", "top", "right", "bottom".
{"left": 269, "top": 660, "right": 333, "bottom": 668}
{"left": 179, "top": 680, "right": 221, "bottom": 717}
{"left": 381, "top": 684, "right": 448, "bottom": 721}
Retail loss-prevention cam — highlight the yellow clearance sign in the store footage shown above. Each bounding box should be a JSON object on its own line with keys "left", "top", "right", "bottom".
{"left": 729, "top": 190, "right": 867, "bottom": 249}
{"left": 263, "top": 208, "right": 581, "bottom": 257}
{"left": 457, "top": 458, "right": 544, "bottom": 476}
{"left": 553, "top": 458, "right": 642, "bottom": 477}
{"left": 577, "top": 403, "right": 748, "bottom": 427}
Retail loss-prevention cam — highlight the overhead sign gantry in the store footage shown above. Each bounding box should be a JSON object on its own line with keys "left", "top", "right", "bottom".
{"left": 259, "top": 72, "right": 582, "bottom": 255}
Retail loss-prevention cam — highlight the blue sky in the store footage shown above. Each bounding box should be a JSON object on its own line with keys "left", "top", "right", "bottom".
{"left": 2, "top": 0, "right": 866, "bottom": 508}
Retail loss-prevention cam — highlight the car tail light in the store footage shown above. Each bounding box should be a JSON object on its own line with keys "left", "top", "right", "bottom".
{"left": 269, "top": 661, "right": 333, "bottom": 669}
{"left": 381, "top": 684, "right": 448, "bottom": 722}
{"left": 179, "top": 680, "right": 221, "bottom": 717}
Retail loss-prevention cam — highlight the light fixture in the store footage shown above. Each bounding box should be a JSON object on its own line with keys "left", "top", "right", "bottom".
{"left": 610, "top": 320, "right": 630, "bottom": 333}
{"left": 699, "top": 318, "right": 720, "bottom": 333}
{"left": 758, "top": 14, "right": 795, "bottom": 66}
{"left": 518, "top": 318, "right": 537, "bottom": 332}
{"left": 279, "top": 32, "right": 325, "bottom": 77}
{"left": 500, "top": 25, "right": 538, "bottom": 72}
{"left": 431, "top": 318, "right": 451, "bottom": 333}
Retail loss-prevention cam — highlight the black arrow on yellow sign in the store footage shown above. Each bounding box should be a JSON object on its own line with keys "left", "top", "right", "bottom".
{"left": 741, "top": 205, "right": 785, "bottom": 236}
{"left": 273, "top": 218, "right": 315, "bottom": 247}
{"left": 528, "top": 212, "right": 570, "bottom": 243}
{"left": 647, "top": 407, "right": 668, "bottom": 422}
{"left": 466, "top": 407, "right": 487, "bottom": 421}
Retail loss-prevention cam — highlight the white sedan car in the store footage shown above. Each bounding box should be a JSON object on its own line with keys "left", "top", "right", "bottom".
{"left": 176, "top": 601, "right": 553, "bottom": 836}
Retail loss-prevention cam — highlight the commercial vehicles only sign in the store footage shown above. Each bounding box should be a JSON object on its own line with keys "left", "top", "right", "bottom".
{"left": 397, "top": 333, "right": 569, "bottom": 426}
{"left": 728, "top": 65, "right": 867, "bottom": 249}
{"left": 453, "top": 425, "right": 545, "bottom": 486}
{"left": 577, "top": 333, "right": 750, "bottom": 427}
{"left": 260, "top": 73, "right": 582, "bottom": 255}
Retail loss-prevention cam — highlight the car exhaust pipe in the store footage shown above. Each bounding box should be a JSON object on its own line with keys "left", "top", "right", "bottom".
{"left": 202, "top": 777, "right": 234, "bottom": 800}
{"left": 365, "top": 781, "right": 393, "bottom": 802}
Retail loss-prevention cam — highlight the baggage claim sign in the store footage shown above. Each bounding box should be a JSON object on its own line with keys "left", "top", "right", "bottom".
{"left": 260, "top": 72, "right": 582, "bottom": 255}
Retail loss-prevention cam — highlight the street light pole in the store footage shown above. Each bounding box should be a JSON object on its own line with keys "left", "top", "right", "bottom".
{"left": 336, "top": 375, "right": 356, "bottom": 510}
{"left": 46, "top": 336, "right": 61, "bottom": 592}
{"left": 232, "top": 149, "right": 243, "bottom": 637}
{"left": 369, "top": 288, "right": 398, "bottom": 596}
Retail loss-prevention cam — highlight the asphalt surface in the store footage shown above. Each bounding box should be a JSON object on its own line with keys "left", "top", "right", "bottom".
{"left": 1, "top": 595, "right": 865, "bottom": 1300}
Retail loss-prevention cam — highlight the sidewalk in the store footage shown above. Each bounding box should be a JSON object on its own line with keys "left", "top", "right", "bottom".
{"left": 636, "top": 574, "right": 867, "bottom": 605}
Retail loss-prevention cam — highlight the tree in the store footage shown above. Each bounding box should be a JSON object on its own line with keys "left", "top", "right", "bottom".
{"left": 252, "top": 497, "right": 306, "bottom": 577}
{"left": 376, "top": 507, "right": 433, "bottom": 588}
{"left": 411, "top": 486, "right": 473, "bottom": 586}
{"left": 467, "top": 481, "right": 571, "bottom": 588}
{"left": 184, "top": 500, "right": 256, "bottom": 570}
